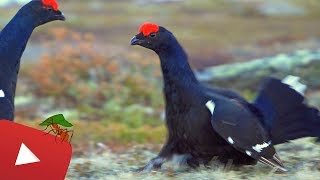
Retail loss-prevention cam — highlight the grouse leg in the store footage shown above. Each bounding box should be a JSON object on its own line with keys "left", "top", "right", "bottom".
{"left": 137, "top": 142, "right": 176, "bottom": 172}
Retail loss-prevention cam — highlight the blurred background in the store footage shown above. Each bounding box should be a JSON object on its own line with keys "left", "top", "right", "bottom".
{"left": 1, "top": 0, "right": 320, "bottom": 179}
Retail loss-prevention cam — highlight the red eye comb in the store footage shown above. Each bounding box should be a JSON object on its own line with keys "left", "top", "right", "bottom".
{"left": 42, "top": 0, "right": 59, "bottom": 11}
{"left": 139, "top": 22, "right": 159, "bottom": 36}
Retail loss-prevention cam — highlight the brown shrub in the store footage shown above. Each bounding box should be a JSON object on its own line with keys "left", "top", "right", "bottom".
{"left": 25, "top": 27, "right": 161, "bottom": 109}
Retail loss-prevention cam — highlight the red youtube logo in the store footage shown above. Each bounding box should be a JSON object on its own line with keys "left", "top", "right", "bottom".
{"left": 0, "top": 120, "right": 72, "bottom": 180}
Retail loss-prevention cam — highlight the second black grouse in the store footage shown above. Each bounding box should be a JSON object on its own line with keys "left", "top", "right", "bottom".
{"left": 130, "top": 22, "right": 320, "bottom": 172}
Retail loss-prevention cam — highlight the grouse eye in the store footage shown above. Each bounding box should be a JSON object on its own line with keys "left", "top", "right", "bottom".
{"left": 150, "top": 33, "right": 156, "bottom": 38}
{"left": 45, "top": 6, "right": 53, "bottom": 11}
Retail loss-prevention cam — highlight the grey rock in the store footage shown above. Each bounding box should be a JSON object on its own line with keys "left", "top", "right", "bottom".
{"left": 257, "top": 1, "right": 306, "bottom": 16}
{"left": 196, "top": 49, "right": 320, "bottom": 91}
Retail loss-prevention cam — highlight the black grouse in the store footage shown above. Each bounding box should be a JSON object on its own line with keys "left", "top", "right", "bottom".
{"left": 0, "top": 0, "right": 65, "bottom": 121}
{"left": 130, "top": 22, "right": 320, "bottom": 172}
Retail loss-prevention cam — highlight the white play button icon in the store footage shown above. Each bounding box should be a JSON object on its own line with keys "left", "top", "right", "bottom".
{"left": 15, "top": 143, "right": 40, "bottom": 166}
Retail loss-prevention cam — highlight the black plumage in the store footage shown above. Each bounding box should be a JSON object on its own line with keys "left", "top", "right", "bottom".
{"left": 130, "top": 23, "right": 320, "bottom": 172}
{"left": 0, "top": 0, "right": 65, "bottom": 120}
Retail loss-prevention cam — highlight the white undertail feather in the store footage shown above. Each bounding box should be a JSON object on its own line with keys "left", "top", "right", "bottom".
{"left": 0, "top": 90, "right": 4, "bottom": 98}
{"left": 252, "top": 141, "right": 271, "bottom": 153}
{"left": 205, "top": 100, "right": 215, "bottom": 115}
{"left": 282, "top": 75, "right": 307, "bottom": 95}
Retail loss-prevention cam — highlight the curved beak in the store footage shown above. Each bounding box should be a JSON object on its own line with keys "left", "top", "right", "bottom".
{"left": 130, "top": 36, "right": 141, "bottom": 45}
{"left": 55, "top": 10, "right": 66, "bottom": 21}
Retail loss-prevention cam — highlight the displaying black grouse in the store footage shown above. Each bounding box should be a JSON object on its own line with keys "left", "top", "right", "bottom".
{"left": 130, "top": 22, "right": 320, "bottom": 172}
{"left": 0, "top": 0, "right": 65, "bottom": 121}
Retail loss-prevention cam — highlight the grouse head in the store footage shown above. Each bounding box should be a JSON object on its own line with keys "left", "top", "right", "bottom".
{"left": 20, "top": 0, "right": 65, "bottom": 26}
{"left": 130, "top": 22, "right": 177, "bottom": 53}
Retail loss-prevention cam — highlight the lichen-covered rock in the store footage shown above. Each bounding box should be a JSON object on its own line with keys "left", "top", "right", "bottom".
{"left": 196, "top": 50, "right": 320, "bottom": 93}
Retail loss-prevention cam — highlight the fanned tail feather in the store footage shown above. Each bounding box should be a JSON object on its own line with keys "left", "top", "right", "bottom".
{"left": 253, "top": 76, "right": 320, "bottom": 144}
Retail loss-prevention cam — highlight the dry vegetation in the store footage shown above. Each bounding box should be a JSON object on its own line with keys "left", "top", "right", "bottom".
{"left": 18, "top": 27, "right": 165, "bottom": 147}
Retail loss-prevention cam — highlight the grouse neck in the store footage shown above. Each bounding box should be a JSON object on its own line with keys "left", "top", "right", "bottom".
{"left": 0, "top": 10, "right": 37, "bottom": 71}
{"left": 157, "top": 40, "right": 199, "bottom": 87}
